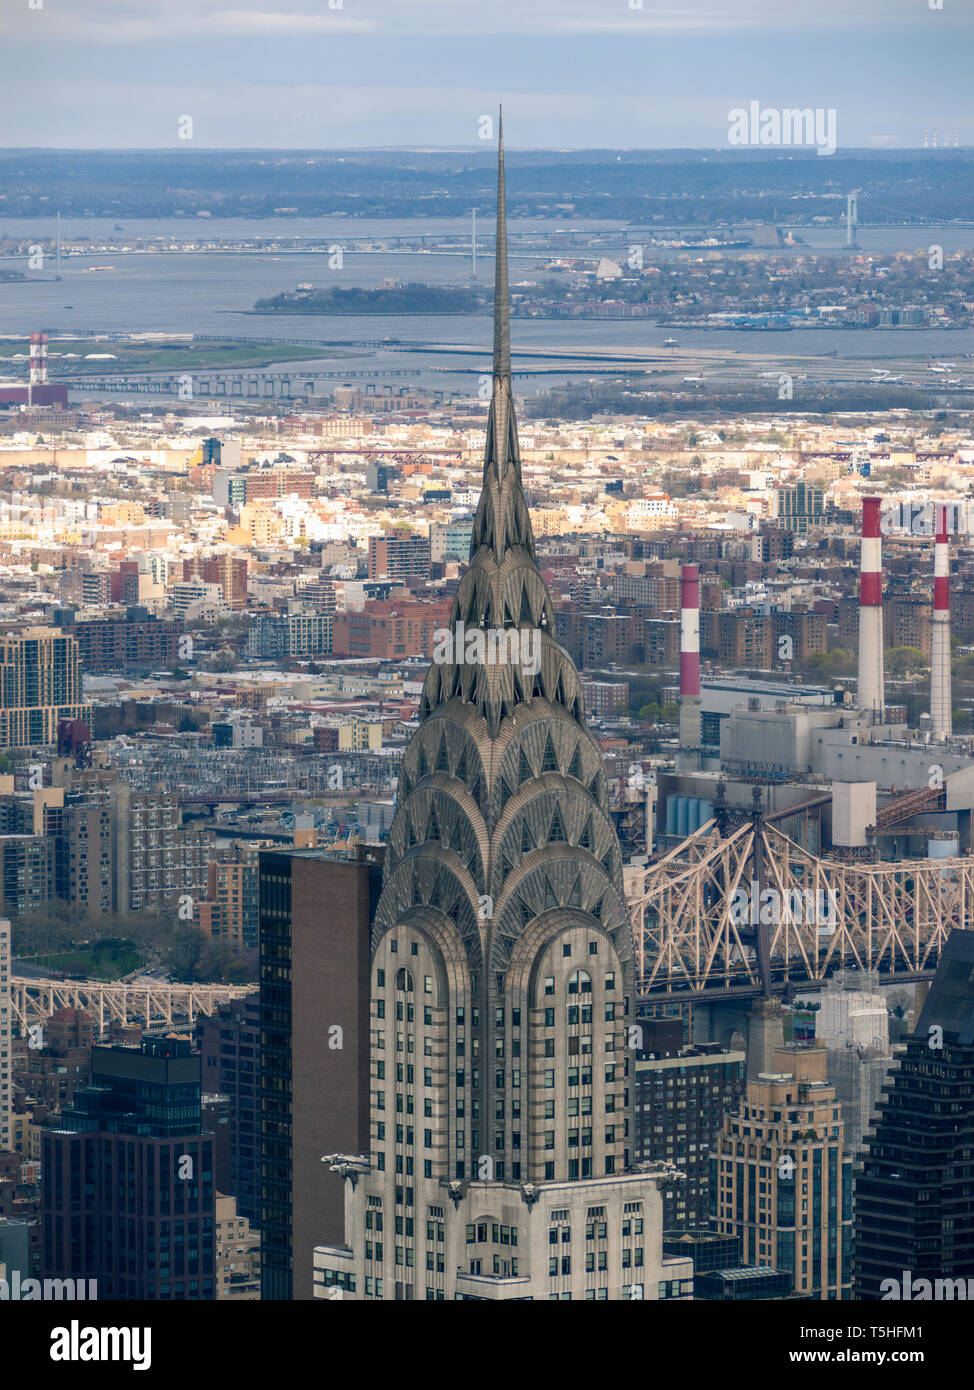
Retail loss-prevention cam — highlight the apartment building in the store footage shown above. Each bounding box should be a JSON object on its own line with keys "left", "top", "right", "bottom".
{"left": 0, "top": 628, "right": 89, "bottom": 749}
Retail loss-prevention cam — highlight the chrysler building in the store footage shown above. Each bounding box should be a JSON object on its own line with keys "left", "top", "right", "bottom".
{"left": 314, "top": 116, "right": 692, "bottom": 1302}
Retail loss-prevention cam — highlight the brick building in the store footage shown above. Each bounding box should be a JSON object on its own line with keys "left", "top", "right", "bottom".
{"left": 633, "top": 1022, "right": 746, "bottom": 1230}
{"left": 771, "top": 610, "right": 828, "bottom": 664}
{"left": 714, "top": 1042, "right": 852, "bottom": 1299}
{"left": 367, "top": 533, "right": 432, "bottom": 584}
{"left": 199, "top": 846, "right": 260, "bottom": 952}
{"left": 611, "top": 573, "right": 681, "bottom": 615}
{"left": 18, "top": 1007, "right": 94, "bottom": 1115}
{"left": 259, "top": 848, "right": 382, "bottom": 1300}
{"left": 59, "top": 608, "right": 180, "bottom": 675}
{"left": 884, "top": 596, "right": 932, "bottom": 659}
{"left": 581, "top": 680, "right": 631, "bottom": 718}
{"left": 179, "top": 556, "right": 249, "bottom": 611}
{"left": 112, "top": 786, "right": 207, "bottom": 914}
{"left": 332, "top": 599, "right": 452, "bottom": 661}
{"left": 0, "top": 628, "right": 89, "bottom": 749}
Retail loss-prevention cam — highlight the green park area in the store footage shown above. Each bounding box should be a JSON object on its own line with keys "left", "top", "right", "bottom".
{"left": 12, "top": 909, "right": 256, "bottom": 985}
{"left": 21, "top": 942, "right": 143, "bottom": 980}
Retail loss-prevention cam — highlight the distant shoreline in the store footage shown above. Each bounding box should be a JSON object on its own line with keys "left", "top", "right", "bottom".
{"left": 245, "top": 308, "right": 481, "bottom": 317}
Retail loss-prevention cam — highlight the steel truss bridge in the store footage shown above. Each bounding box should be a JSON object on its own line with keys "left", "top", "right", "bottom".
{"left": 629, "top": 806, "right": 973, "bottom": 1002}
{"left": 10, "top": 977, "right": 256, "bottom": 1036}
{"left": 306, "top": 447, "right": 462, "bottom": 466}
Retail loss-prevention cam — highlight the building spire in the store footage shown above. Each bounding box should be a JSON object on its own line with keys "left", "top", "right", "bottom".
{"left": 470, "top": 106, "right": 527, "bottom": 548}
{"left": 418, "top": 109, "right": 582, "bottom": 733}
{"left": 492, "top": 106, "right": 510, "bottom": 381}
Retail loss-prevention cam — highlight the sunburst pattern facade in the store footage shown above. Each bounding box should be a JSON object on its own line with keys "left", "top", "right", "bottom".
{"left": 314, "top": 118, "right": 692, "bottom": 1302}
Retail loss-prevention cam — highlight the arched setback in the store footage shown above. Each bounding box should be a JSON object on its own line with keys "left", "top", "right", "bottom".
{"left": 504, "top": 914, "right": 633, "bottom": 1184}
{"left": 489, "top": 779, "right": 622, "bottom": 897}
{"left": 370, "top": 911, "right": 473, "bottom": 1191}
{"left": 385, "top": 777, "right": 488, "bottom": 889}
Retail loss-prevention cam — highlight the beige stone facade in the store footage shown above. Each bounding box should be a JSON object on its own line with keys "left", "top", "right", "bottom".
{"left": 714, "top": 1042, "right": 853, "bottom": 1298}
{"left": 215, "top": 1194, "right": 260, "bottom": 1300}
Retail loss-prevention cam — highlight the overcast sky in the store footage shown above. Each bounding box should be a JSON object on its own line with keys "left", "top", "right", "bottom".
{"left": 1, "top": 0, "right": 970, "bottom": 149}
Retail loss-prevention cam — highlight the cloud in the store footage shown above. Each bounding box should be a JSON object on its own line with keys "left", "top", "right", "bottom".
{"left": 3, "top": 2, "right": 373, "bottom": 43}
{"left": 1, "top": 0, "right": 968, "bottom": 147}
{"left": 5, "top": 0, "right": 972, "bottom": 43}
{"left": 0, "top": 74, "right": 708, "bottom": 148}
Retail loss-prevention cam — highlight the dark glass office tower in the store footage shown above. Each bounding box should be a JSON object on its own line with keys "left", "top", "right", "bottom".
{"left": 632, "top": 1021, "right": 746, "bottom": 1229}
{"left": 854, "top": 930, "right": 974, "bottom": 1299}
{"left": 196, "top": 997, "right": 261, "bottom": 1226}
{"left": 259, "top": 846, "right": 382, "bottom": 1301}
{"left": 42, "top": 1037, "right": 215, "bottom": 1300}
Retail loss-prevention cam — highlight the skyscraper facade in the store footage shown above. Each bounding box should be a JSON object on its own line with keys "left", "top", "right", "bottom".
{"left": 313, "top": 119, "right": 692, "bottom": 1303}
{"left": 714, "top": 1042, "right": 853, "bottom": 1299}
{"left": 0, "top": 919, "right": 10, "bottom": 1153}
{"left": 632, "top": 1022, "right": 746, "bottom": 1229}
{"left": 854, "top": 931, "right": 974, "bottom": 1299}
{"left": 42, "top": 1037, "right": 216, "bottom": 1300}
{"left": 196, "top": 997, "right": 261, "bottom": 1227}
{"left": 259, "top": 847, "right": 381, "bottom": 1300}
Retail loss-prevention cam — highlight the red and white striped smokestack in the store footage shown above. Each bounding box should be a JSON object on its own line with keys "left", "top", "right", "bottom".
{"left": 931, "top": 502, "right": 952, "bottom": 740}
{"left": 679, "top": 563, "right": 701, "bottom": 754}
{"left": 29, "top": 332, "right": 47, "bottom": 386}
{"left": 857, "top": 496, "right": 885, "bottom": 722}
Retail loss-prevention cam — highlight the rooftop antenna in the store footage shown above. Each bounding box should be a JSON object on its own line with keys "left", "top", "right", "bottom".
{"left": 55, "top": 211, "right": 62, "bottom": 282}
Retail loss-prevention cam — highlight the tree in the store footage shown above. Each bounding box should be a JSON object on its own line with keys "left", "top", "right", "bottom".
{"left": 199, "top": 940, "right": 258, "bottom": 984}
{"left": 12, "top": 905, "right": 76, "bottom": 957}
{"left": 107, "top": 910, "right": 170, "bottom": 961}
{"left": 804, "top": 649, "right": 856, "bottom": 679}
{"left": 886, "top": 646, "right": 929, "bottom": 677}
{"left": 208, "top": 650, "right": 238, "bottom": 673}
{"left": 164, "top": 927, "right": 205, "bottom": 981}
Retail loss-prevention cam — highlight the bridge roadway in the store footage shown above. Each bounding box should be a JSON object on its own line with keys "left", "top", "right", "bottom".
{"left": 60, "top": 368, "right": 420, "bottom": 397}
{"left": 10, "top": 974, "right": 256, "bottom": 1036}
{"left": 630, "top": 813, "right": 974, "bottom": 1003}
{"left": 60, "top": 362, "right": 618, "bottom": 397}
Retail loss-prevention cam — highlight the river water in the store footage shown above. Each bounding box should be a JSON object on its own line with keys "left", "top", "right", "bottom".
{"left": 1, "top": 218, "right": 972, "bottom": 396}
